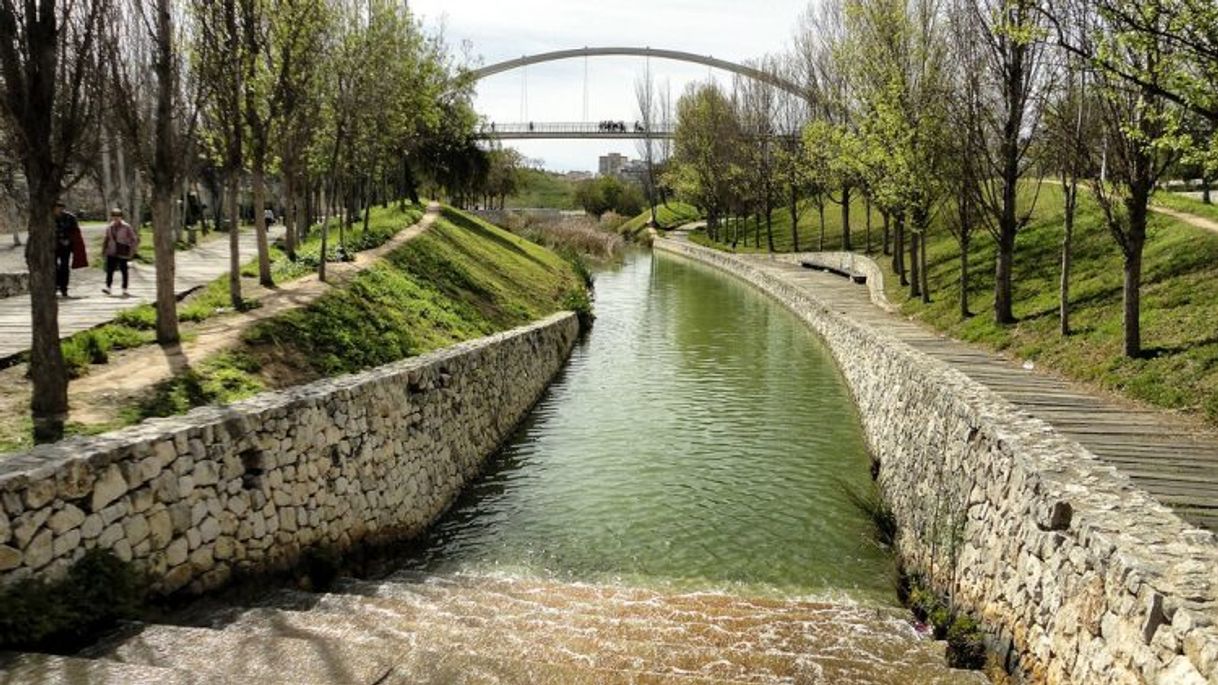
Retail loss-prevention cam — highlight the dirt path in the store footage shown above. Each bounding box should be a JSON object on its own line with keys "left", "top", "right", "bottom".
{"left": 1150, "top": 204, "right": 1218, "bottom": 235}
{"left": 0, "top": 204, "right": 438, "bottom": 435}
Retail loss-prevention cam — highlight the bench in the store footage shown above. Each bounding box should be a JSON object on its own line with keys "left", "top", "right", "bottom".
{"left": 800, "top": 259, "right": 868, "bottom": 285}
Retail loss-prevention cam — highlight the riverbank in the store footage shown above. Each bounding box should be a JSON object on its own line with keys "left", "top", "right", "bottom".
{"left": 654, "top": 234, "right": 1218, "bottom": 685}
{"left": 686, "top": 186, "right": 1218, "bottom": 431}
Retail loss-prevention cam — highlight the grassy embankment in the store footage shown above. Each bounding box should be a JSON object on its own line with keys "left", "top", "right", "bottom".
{"left": 125, "top": 206, "right": 586, "bottom": 422}
{"left": 504, "top": 168, "right": 579, "bottom": 210}
{"left": 618, "top": 202, "right": 703, "bottom": 239}
{"left": 688, "top": 184, "right": 1218, "bottom": 425}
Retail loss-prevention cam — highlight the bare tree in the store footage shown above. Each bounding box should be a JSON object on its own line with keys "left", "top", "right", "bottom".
{"left": 635, "top": 64, "right": 660, "bottom": 226}
{"left": 106, "top": 0, "right": 201, "bottom": 344}
{"left": 0, "top": 0, "right": 108, "bottom": 441}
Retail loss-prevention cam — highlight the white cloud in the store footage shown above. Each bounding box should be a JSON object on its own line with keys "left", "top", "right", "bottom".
{"left": 410, "top": 0, "right": 811, "bottom": 171}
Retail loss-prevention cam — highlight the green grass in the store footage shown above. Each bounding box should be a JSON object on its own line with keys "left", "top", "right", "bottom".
{"left": 1155, "top": 192, "right": 1218, "bottom": 223}
{"left": 244, "top": 207, "right": 584, "bottom": 377}
{"left": 618, "top": 202, "right": 703, "bottom": 238}
{"left": 691, "top": 182, "right": 1218, "bottom": 425}
{"left": 505, "top": 169, "right": 579, "bottom": 210}
{"left": 121, "top": 206, "right": 583, "bottom": 418}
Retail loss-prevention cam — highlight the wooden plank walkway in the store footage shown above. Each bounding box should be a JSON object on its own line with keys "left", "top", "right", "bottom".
{"left": 740, "top": 253, "right": 1218, "bottom": 533}
{"left": 0, "top": 229, "right": 276, "bottom": 360}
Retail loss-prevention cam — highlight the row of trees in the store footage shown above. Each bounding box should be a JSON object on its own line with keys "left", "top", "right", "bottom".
{"left": 0, "top": 0, "right": 482, "bottom": 442}
{"left": 663, "top": 0, "right": 1217, "bottom": 359}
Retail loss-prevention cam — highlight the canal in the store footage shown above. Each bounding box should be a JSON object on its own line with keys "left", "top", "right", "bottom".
{"left": 400, "top": 249, "right": 897, "bottom": 605}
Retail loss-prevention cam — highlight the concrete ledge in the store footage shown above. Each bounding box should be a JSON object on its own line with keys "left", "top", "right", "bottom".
{"left": 654, "top": 237, "right": 1218, "bottom": 685}
{"left": 769, "top": 252, "right": 896, "bottom": 313}
{"left": 0, "top": 312, "right": 580, "bottom": 596}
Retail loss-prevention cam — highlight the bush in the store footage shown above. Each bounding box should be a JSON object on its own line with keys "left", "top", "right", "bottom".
{"left": 843, "top": 483, "right": 898, "bottom": 547}
{"left": 0, "top": 549, "right": 146, "bottom": 651}
{"left": 946, "top": 615, "right": 988, "bottom": 670}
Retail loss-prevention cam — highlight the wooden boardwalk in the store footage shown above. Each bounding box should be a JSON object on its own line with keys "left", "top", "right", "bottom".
{"left": 741, "top": 253, "right": 1218, "bottom": 533}
{"left": 0, "top": 229, "right": 275, "bottom": 360}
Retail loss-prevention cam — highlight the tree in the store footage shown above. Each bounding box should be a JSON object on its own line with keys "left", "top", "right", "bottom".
{"left": 194, "top": 0, "right": 247, "bottom": 308}
{"left": 736, "top": 58, "right": 782, "bottom": 252}
{"left": 1040, "top": 30, "right": 1098, "bottom": 336}
{"left": 1089, "top": 0, "right": 1188, "bottom": 358}
{"left": 666, "top": 83, "right": 742, "bottom": 239}
{"left": 106, "top": 0, "right": 200, "bottom": 344}
{"left": 0, "top": 0, "right": 108, "bottom": 441}
{"left": 967, "top": 0, "right": 1052, "bottom": 325}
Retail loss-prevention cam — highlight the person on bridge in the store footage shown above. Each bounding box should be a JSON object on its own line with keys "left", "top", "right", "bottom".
{"left": 51, "top": 201, "right": 87, "bottom": 298}
{"left": 102, "top": 208, "right": 138, "bottom": 297}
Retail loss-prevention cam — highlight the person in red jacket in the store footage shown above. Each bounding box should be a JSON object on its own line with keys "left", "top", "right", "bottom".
{"left": 51, "top": 201, "right": 87, "bottom": 298}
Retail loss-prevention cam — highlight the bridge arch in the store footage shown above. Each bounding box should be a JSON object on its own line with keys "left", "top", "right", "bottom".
{"left": 468, "top": 47, "right": 805, "bottom": 98}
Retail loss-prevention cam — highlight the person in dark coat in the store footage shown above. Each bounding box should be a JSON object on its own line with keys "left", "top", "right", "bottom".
{"left": 52, "top": 201, "right": 88, "bottom": 298}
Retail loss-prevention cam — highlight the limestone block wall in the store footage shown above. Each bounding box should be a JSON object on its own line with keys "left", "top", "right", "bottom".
{"left": 0, "top": 312, "right": 579, "bottom": 596}
{"left": 0, "top": 272, "right": 27, "bottom": 299}
{"left": 654, "top": 238, "right": 1218, "bottom": 685}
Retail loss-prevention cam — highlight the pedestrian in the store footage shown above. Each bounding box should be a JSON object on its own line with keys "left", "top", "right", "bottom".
{"left": 51, "top": 201, "right": 87, "bottom": 298}
{"left": 264, "top": 207, "right": 275, "bottom": 226}
{"left": 101, "top": 208, "right": 138, "bottom": 296}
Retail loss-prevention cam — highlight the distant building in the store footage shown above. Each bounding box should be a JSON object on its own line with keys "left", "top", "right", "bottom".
{"left": 621, "top": 159, "right": 649, "bottom": 186}
{"left": 598, "top": 153, "right": 629, "bottom": 177}
{"left": 564, "top": 171, "right": 594, "bottom": 182}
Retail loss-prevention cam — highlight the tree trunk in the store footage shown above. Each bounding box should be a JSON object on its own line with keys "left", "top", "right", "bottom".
{"left": 227, "top": 174, "right": 243, "bottom": 308}
{"left": 818, "top": 204, "right": 825, "bottom": 251}
{"left": 908, "top": 229, "right": 921, "bottom": 299}
{"left": 28, "top": 200, "right": 68, "bottom": 443}
{"left": 894, "top": 213, "right": 907, "bottom": 286}
{"left": 753, "top": 211, "right": 760, "bottom": 249}
{"left": 1060, "top": 181, "right": 1077, "bottom": 336}
{"left": 252, "top": 166, "right": 272, "bottom": 287}
{"left": 920, "top": 223, "right": 930, "bottom": 304}
{"left": 150, "top": 194, "right": 178, "bottom": 342}
{"left": 841, "top": 184, "right": 852, "bottom": 251}
{"left": 789, "top": 186, "right": 799, "bottom": 252}
{"left": 765, "top": 208, "right": 775, "bottom": 253}
{"left": 994, "top": 228, "right": 1015, "bottom": 324}
{"left": 882, "top": 210, "right": 890, "bottom": 255}
{"left": 960, "top": 235, "right": 971, "bottom": 319}
{"left": 864, "top": 196, "right": 872, "bottom": 254}
{"left": 1203, "top": 176, "right": 1212, "bottom": 205}
{"left": 1122, "top": 206, "right": 1147, "bottom": 358}
{"left": 283, "top": 172, "right": 297, "bottom": 261}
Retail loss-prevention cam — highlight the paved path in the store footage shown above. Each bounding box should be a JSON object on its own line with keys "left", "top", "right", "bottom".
{"left": 733, "top": 251, "right": 1218, "bottom": 532}
{"left": 0, "top": 229, "right": 276, "bottom": 360}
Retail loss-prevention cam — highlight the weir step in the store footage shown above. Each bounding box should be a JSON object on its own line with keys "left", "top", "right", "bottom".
{"left": 2, "top": 573, "right": 988, "bottom": 685}
{"left": 0, "top": 653, "right": 221, "bottom": 685}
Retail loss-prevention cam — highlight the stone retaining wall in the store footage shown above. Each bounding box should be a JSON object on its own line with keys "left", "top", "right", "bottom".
{"left": 0, "top": 272, "right": 27, "bottom": 299}
{"left": 0, "top": 312, "right": 579, "bottom": 596}
{"left": 654, "top": 238, "right": 1218, "bottom": 685}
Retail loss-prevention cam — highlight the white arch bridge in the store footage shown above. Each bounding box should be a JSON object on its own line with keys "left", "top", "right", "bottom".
{"left": 469, "top": 47, "right": 804, "bottom": 141}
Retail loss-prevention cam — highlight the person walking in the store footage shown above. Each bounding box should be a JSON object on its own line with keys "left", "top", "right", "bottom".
{"left": 101, "top": 208, "right": 138, "bottom": 296}
{"left": 51, "top": 201, "right": 87, "bottom": 298}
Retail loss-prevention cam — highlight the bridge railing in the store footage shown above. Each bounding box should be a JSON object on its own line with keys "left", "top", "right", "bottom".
{"left": 477, "top": 121, "right": 675, "bottom": 137}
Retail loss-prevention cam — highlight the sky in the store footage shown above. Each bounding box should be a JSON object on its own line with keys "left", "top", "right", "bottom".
{"left": 408, "top": 0, "right": 812, "bottom": 172}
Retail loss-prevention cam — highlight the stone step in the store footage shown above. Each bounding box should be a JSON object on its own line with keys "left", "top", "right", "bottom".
{"left": 0, "top": 652, "right": 217, "bottom": 685}
{"left": 93, "top": 624, "right": 396, "bottom": 685}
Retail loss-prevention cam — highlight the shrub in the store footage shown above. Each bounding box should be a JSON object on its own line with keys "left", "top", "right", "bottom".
{"left": 0, "top": 549, "right": 146, "bottom": 651}
{"left": 946, "top": 615, "right": 988, "bottom": 670}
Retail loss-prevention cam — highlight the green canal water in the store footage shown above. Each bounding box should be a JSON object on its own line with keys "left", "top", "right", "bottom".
{"left": 403, "top": 250, "right": 897, "bottom": 605}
